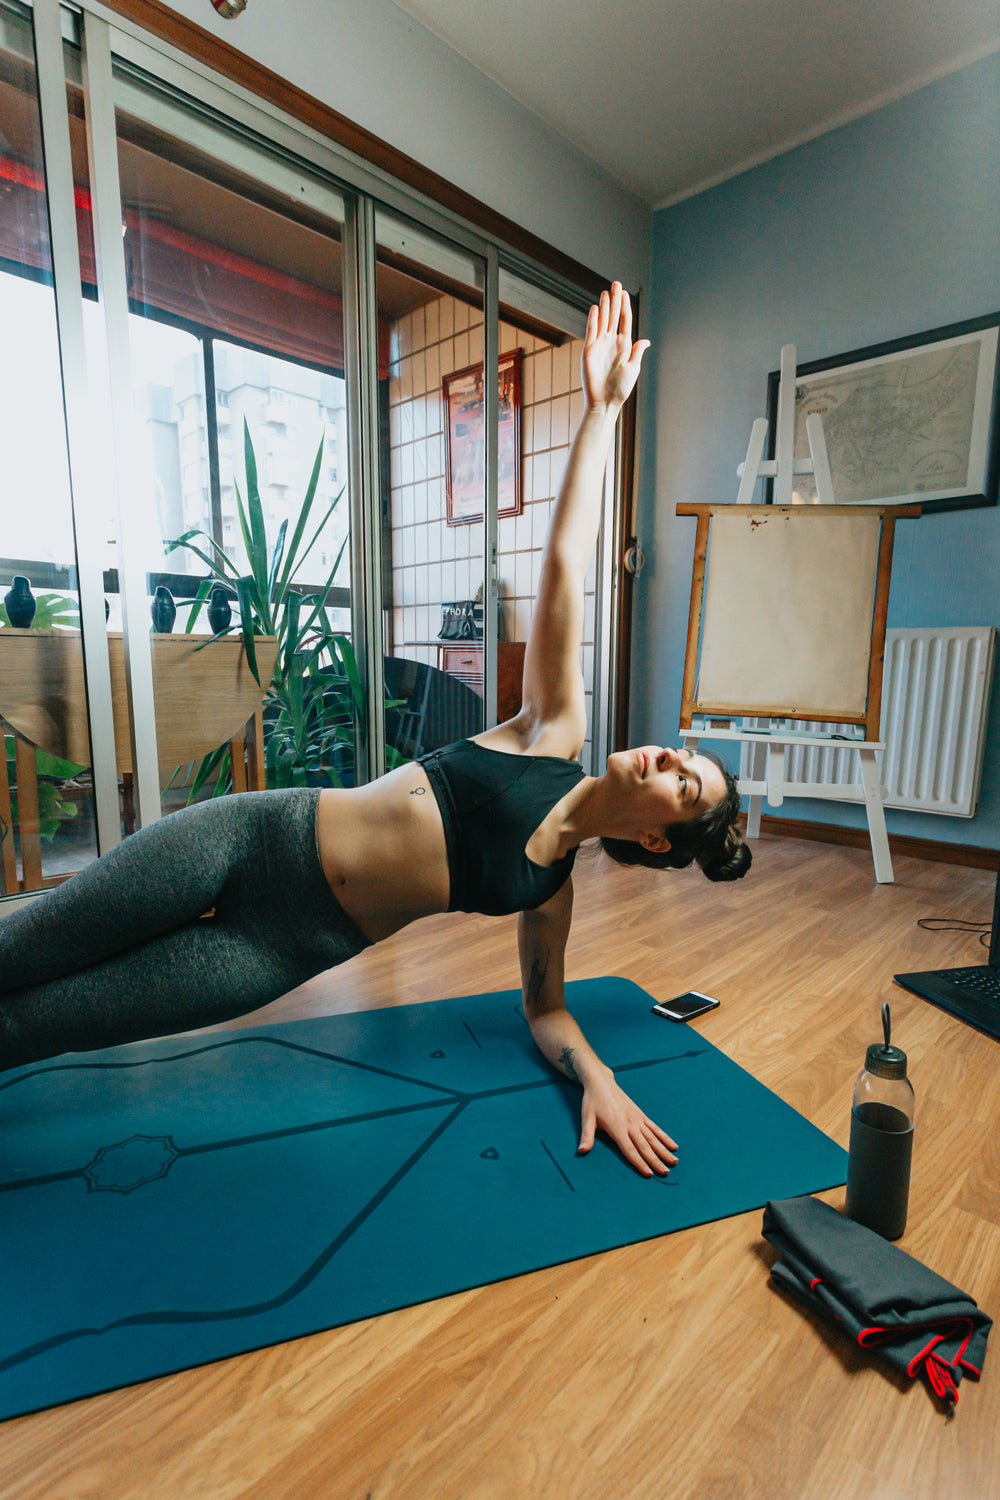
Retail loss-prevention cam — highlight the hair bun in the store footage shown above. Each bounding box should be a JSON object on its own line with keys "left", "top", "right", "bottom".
{"left": 699, "top": 826, "right": 752, "bottom": 883}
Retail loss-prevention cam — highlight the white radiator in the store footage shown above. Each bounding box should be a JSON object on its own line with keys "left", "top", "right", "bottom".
{"left": 739, "top": 626, "right": 997, "bottom": 817}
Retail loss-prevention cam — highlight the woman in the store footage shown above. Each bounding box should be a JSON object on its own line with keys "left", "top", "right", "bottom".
{"left": 0, "top": 284, "right": 748, "bottom": 1176}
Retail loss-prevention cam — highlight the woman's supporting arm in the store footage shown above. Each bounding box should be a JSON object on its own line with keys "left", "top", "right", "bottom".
{"left": 518, "top": 881, "right": 678, "bottom": 1178}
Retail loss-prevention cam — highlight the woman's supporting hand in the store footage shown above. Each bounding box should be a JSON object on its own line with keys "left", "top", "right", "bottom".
{"left": 520, "top": 893, "right": 676, "bottom": 1180}
{"left": 582, "top": 281, "right": 650, "bottom": 415}
{"left": 578, "top": 1067, "right": 679, "bottom": 1178}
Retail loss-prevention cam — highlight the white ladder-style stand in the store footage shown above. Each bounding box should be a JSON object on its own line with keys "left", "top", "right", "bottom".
{"left": 680, "top": 344, "right": 894, "bottom": 883}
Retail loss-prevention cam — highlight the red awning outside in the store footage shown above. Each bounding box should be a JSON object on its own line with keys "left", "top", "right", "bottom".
{"left": 0, "top": 154, "right": 389, "bottom": 377}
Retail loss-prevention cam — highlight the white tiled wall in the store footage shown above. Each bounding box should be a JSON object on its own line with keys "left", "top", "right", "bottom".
{"left": 387, "top": 295, "right": 597, "bottom": 750}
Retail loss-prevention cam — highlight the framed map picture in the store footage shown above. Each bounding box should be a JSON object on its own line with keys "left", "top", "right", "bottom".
{"left": 765, "top": 313, "right": 1000, "bottom": 512}
{"left": 443, "top": 350, "right": 522, "bottom": 524}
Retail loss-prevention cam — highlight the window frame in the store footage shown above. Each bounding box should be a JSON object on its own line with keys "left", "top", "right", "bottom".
{"left": 12, "top": 0, "right": 628, "bottom": 869}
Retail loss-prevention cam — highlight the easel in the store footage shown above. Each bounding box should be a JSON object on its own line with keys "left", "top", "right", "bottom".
{"left": 678, "top": 346, "right": 920, "bottom": 883}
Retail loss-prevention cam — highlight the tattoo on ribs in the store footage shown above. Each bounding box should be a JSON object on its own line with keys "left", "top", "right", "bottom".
{"left": 558, "top": 1047, "right": 580, "bottom": 1083}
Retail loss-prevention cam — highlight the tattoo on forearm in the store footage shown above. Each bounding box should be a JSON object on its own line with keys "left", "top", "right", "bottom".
{"left": 558, "top": 1047, "right": 580, "bottom": 1084}
{"left": 524, "top": 951, "right": 549, "bottom": 1016}
{"left": 409, "top": 787, "right": 425, "bottom": 795}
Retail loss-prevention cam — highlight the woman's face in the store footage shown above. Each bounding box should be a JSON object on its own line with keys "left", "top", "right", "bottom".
{"left": 607, "top": 745, "right": 728, "bottom": 846}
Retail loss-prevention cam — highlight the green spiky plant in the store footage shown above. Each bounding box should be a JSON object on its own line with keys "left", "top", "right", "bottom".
{"left": 166, "top": 420, "right": 400, "bottom": 795}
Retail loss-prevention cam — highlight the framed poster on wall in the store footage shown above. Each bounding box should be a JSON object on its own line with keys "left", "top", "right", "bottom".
{"left": 443, "top": 349, "right": 522, "bottom": 524}
{"left": 765, "top": 312, "right": 1000, "bottom": 512}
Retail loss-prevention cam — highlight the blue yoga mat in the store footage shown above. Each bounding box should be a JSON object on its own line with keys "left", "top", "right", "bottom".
{"left": 0, "top": 977, "right": 846, "bottom": 1421}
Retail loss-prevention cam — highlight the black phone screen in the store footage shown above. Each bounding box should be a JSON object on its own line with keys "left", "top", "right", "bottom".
{"left": 655, "top": 992, "right": 719, "bottom": 1019}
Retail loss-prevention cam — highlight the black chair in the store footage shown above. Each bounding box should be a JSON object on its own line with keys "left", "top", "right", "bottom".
{"left": 383, "top": 656, "right": 482, "bottom": 760}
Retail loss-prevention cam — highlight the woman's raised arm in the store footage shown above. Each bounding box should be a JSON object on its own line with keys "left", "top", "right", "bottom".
{"left": 517, "top": 284, "right": 649, "bottom": 749}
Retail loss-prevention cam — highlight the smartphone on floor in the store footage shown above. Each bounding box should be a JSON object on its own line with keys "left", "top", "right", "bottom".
{"left": 651, "top": 991, "right": 721, "bottom": 1022}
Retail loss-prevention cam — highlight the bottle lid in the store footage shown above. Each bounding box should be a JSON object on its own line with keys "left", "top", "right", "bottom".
{"left": 865, "top": 1002, "right": 907, "bottom": 1080}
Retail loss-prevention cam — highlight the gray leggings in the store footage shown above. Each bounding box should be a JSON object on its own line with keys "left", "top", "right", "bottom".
{"left": 0, "top": 789, "right": 371, "bottom": 1072}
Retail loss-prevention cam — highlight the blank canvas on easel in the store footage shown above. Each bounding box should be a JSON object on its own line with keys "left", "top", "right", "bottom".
{"left": 694, "top": 509, "right": 882, "bottom": 720}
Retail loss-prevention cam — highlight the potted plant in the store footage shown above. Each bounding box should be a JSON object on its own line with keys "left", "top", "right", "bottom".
{"left": 166, "top": 421, "right": 402, "bottom": 795}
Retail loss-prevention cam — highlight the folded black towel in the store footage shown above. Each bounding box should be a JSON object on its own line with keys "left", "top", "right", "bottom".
{"left": 762, "top": 1196, "right": 992, "bottom": 1402}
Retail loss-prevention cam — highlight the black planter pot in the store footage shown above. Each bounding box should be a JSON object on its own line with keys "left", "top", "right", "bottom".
{"left": 207, "top": 584, "right": 233, "bottom": 634}
{"left": 4, "top": 575, "right": 36, "bottom": 628}
{"left": 151, "top": 586, "right": 177, "bottom": 633}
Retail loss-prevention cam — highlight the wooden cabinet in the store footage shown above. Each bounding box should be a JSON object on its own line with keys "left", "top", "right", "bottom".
{"left": 437, "top": 644, "right": 483, "bottom": 695}
{"left": 437, "top": 641, "right": 526, "bottom": 722}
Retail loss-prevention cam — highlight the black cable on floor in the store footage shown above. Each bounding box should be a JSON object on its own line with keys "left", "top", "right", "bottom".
{"left": 917, "top": 917, "right": 991, "bottom": 949}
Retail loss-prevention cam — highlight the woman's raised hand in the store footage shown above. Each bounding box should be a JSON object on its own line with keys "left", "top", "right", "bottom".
{"left": 582, "top": 281, "right": 650, "bottom": 413}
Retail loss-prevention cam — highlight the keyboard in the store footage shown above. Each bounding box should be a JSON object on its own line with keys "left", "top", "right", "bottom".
{"left": 894, "top": 965, "right": 1000, "bottom": 1041}
{"left": 934, "top": 967, "right": 1000, "bottom": 1001}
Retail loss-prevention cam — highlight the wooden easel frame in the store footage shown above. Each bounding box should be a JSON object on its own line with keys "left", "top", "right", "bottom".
{"left": 674, "top": 343, "right": 924, "bottom": 882}
{"left": 677, "top": 502, "right": 921, "bottom": 882}
{"left": 677, "top": 502, "right": 921, "bottom": 739}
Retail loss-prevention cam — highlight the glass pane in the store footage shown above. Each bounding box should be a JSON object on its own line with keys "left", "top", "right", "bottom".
{"left": 376, "top": 209, "right": 487, "bottom": 762}
{"left": 0, "top": 2, "right": 99, "bottom": 894}
{"left": 494, "top": 301, "right": 594, "bottom": 754}
{"left": 113, "top": 63, "right": 356, "bottom": 803}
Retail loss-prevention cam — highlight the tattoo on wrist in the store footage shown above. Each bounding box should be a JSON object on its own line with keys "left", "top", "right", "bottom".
{"left": 558, "top": 1047, "right": 580, "bottom": 1084}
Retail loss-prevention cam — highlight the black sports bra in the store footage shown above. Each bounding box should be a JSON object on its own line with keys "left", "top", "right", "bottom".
{"left": 417, "top": 739, "right": 586, "bottom": 916}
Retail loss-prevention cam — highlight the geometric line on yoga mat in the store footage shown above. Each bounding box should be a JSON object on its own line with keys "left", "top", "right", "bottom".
{"left": 84, "top": 1134, "right": 180, "bottom": 1194}
{"left": 0, "top": 979, "right": 850, "bottom": 1422}
{"left": 0, "top": 1048, "right": 709, "bottom": 1370}
{"left": 539, "top": 1137, "right": 575, "bottom": 1191}
{"left": 0, "top": 1098, "right": 454, "bottom": 1197}
{"left": 0, "top": 1031, "right": 706, "bottom": 1198}
{"left": 0, "top": 1102, "right": 465, "bottom": 1375}
{"left": 0, "top": 1033, "right": 469, "bottom": 1101}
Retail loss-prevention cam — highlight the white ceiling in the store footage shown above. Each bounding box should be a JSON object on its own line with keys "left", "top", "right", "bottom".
{"left": 389, "top": 0, "right": 1000, "bottom": 207}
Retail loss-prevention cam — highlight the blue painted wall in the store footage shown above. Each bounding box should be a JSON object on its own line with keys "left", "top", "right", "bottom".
{"left": 633, "top": 53, "right": 1000, "bottom": 849}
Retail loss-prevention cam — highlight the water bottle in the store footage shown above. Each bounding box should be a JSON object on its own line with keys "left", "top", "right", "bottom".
{"left": 845, "top": 1003, "right": 914, "bottom": 1240}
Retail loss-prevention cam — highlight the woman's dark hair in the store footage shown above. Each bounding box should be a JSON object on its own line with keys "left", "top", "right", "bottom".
{"left": 599, "top": 755, "right": 751, "bottom": 883}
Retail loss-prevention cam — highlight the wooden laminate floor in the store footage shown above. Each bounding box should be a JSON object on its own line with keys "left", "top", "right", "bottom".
{"left": 2, "top": 833, "right": 999, "bottom": 1499}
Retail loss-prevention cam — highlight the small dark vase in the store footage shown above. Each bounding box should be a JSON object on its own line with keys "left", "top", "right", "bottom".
{"left": 207, "top": 584, "right": 233, "bottom": 634}
{"left": 4, "top": 575, "right": 36, "bottom": 628}
{"left": 151, "top": 585, "right": 177, "bottom": 633}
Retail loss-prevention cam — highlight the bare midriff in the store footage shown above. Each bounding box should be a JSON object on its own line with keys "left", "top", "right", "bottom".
{"left": 315, "top": 760, "right": 452, "bottom": 942}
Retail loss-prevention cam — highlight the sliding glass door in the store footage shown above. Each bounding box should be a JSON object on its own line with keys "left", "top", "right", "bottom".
{"left": 375, "top": 207, "right": 489, "bottom": 761}
{"left": 0, "top": 0, "right": 616, "bottom": 910}
{"left": 0, "top": 0, "right": 98, "bottom": 891}
{"left": 111, "top": 58, "right": 358, "bottom": 806}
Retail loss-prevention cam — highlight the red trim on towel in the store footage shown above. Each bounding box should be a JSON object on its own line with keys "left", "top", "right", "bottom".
{"left": 926, "top": 1354, "right": 959, "bottom": 1401}
{"left": 906, "top": 1334, "right": 946, "bottom": 1376}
